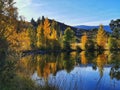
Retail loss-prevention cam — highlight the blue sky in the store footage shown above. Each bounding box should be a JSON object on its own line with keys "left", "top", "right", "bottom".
{"left": 14, "top": 0, "right": 120, "bottom": 26}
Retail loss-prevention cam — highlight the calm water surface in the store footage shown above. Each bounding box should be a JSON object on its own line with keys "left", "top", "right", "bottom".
{"left": 1, "top": 51, "right": 120, "bottom": 90}
{"left": 19, "top": 51, "right": 120, "bottom": 90}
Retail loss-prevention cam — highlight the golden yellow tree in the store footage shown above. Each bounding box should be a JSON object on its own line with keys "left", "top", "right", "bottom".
{"left": 43, "top": 18, "right": 51, "bottom": 38}
{"left": 96, "top": 53, "right": 107, "bottom": 77}
{"left": 37, "top": 24, "right": 44, "bottom": 48}
{"left": 43, "top": 18, "right": 51, "bottom": 48}
{"left": 7, "top": 29, "right": 31, "bottom": 52}
{"left": 96, "top": 25, "right": 107, "bottom": 49}
{"left": 37, "top": 55, "right": 43, "bottom": 77}
{"left": 80, "top": 51, "right": 88, "bottom": 65}
{"left": 50, "top": 28, "right": 57, "bottom": 40}
{"left": 81, "top": 33, "right": 87, "bottom": 50}
{"left": 0, "top": 0, "right": 18, "bottom": 39}
{"left": 19, "top": 30, "right": 31, "bottom": 51}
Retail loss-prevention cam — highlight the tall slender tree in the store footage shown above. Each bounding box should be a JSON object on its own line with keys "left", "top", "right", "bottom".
{"left": 37, "top": 23, "right": 44, "bottom": 48}
{"left": 43, "top": 18, "right": 51, "bottom": 48}
{"left": 96, "top": 25, "right": 107, "bottom": 49}
{"left": 31, "top": 18, "right": 37, "bottom": 29}
{"left": 63, "top": 27, "right": 75, "bottom": 49}
{"left": 43, "top": 18, "right": 51, "bottom": 38}
{"left": 28, "top": 27, "right": 37, "bottom": 49}
{"left": 81, "top": 33, "right": 87, "bottom": 50}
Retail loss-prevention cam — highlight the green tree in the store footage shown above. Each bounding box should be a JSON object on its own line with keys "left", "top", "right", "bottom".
{"left": 112, "top": 28, "right": 120, "bottom": 39}
{"left": 63, "top": 27, "right": 75, "bottom": 50}
{"left": 85, "top": 39, "right": 95, "bottom": 50}
{"left": 108, "top": 36, "right": 118, "bottom": 50}
{"left": 37, "top": 17, "right": 41, "bottom": 26}
{"left": 31, "top": 18, "right": 37, "bottom": 28}
{"left": 109, "top": 19, "right": 120, "bottom": 39}
{"left": 28, "top": 27, "right": 37, "bottom": 49}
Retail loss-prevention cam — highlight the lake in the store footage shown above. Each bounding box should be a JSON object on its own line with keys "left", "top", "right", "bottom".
{"left": 19, "top": 51, "right": 120, "bottom": 90}
{"left": 0, "top": 51, "right": 120, "bottom": 90}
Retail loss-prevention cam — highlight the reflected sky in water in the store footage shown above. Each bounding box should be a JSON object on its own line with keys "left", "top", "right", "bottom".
{"left": 19, "top": 51, "right": 120, "bottom": 90}
{"left": 32, "top": 66, "right": 120, "bottom": 90}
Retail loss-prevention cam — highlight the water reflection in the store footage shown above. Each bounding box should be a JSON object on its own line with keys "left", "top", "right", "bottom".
{"left": 2, "top": 51, "right": 120, "bottom": 90}
{"left": 109, "top": 52, "right": 120, "bottom": 80}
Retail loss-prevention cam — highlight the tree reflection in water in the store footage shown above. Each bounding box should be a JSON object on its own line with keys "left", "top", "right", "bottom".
{"left": 1, "top": 51, "right": 120, "bottom": 90}
{"left": 109, "top": 52, "right": 120, "bottom": 80}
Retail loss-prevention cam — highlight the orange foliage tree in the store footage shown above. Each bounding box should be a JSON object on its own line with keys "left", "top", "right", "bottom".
{"left": 43, "top": 18, "right": 51, "bottom": 38}
{"left": 81, "top": 33, "right": 88, "bottom": 50}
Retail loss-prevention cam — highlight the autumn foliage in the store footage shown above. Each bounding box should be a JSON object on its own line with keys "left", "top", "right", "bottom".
{"left": 96, "top": 25, "right": 107, "bottom": 49}
{"left": 1, "top": 0, "right": 120, "bottom": 53}
{"left": 81, "top": 33, "right": 87, "bottom": 50}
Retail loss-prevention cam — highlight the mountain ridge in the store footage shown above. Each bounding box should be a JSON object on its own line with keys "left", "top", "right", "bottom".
{"left": 74, "top": 25, "right": 112, "bottom": 32}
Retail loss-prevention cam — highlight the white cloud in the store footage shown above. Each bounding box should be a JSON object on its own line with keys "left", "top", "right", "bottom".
{"left": 14, "top": 0, "right": 48, "bottom": 21}
{"left": 14, "top": 0, "right": 32, "bottom": 9}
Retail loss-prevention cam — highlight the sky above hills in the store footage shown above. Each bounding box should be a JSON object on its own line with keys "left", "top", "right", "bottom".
{"left": 14, "top": 0, "right": 120, "bottom": 26}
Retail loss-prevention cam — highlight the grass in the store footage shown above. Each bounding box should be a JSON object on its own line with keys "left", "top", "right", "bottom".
{"left": 0, "top": 74, "right": 58, "bottom": 90}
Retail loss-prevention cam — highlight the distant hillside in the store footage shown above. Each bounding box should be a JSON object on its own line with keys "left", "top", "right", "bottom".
{"left": 74, "top": 25, "right": 112, "bottom": 32}
{"left": 48, "top": 19, "right": 78, "bottom": 33}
